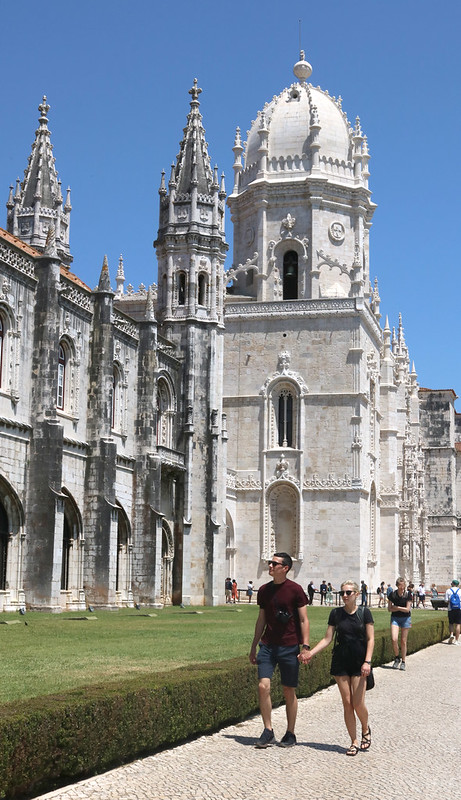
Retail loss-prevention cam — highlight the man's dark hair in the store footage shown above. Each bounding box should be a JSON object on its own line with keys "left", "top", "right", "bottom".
{"left": 274, "top": 552, "right": 292, "bottom": 571}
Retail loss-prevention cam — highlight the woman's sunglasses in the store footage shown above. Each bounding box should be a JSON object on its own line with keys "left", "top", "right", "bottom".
{"left": 339, "top": 589, "right": 355, "bottom": 596}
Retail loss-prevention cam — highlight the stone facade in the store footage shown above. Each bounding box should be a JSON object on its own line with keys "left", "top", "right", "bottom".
{"left": 0, "top": 55, "right": 459, "bottom": 611}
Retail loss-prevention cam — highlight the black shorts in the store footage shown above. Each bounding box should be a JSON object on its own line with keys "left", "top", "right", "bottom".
{"left": 448, "top": 609, "right": 461, "bottom": 624}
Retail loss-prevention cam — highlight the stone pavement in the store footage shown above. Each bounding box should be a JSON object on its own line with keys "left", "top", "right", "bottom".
{"left": 36, "top": 640, "right": 459, "bottom": 800}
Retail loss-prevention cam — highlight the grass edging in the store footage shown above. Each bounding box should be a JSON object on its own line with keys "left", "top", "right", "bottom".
{"left": 0, "top": 616, "right": 449, "bottom": 799}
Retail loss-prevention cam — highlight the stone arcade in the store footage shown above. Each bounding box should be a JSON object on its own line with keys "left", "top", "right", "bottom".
{"left": 0, "top": 54, "right": 459, "bottom": 610}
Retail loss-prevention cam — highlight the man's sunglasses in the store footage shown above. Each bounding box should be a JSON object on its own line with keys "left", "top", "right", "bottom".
{"left": 267, "top": 560, "right": 284, "bottom": 567}
{"left": 339, "top": 589, "right": 355, "bottom": 596}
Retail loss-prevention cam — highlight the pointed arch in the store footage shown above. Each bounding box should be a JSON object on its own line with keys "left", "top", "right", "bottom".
{"left": 157, "top": 374, "right": 176, "bottom": 449}
{"left": 197, "top": 272, "right": 208, "bottom": 307}
{"left": 268, "top": 379, "right": 300, "bottom": 449}
{"left": 266, "top": 482, "right": 299, "bottom": 557}
{"left": 115, "top": 501, "right": 132, "bottom": 604}
{"left": 60, "top": 488, "right": 83, "bottom": 594}
{"left": 57, "top": 335, "right": 78, "bottom": 416}
{"left": 161, "top": 521, "right": 174, "bottom": 605}
{"left": 283, "top": 250, "right": 298, "bottom": 299}
{"left": 0, "top": 475, "right": 25, "bottom": 606}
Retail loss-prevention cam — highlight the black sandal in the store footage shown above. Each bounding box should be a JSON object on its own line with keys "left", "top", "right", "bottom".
{"left": 346, "top": 743, "right": 359, "bottom": 756}
{"left": 361, "top": 727, "right": 371, "bottom": 750}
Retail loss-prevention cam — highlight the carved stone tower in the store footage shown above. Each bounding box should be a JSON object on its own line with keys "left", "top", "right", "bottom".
{"left": 6, "top": 96, "right": 72, "bottom": 265}
{"left": 154, "top": 80, "right": 228, "bottom": 604}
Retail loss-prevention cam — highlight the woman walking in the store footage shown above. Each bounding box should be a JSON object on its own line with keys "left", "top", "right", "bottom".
{"left": 305, "top": 580, "right": 374, "bottom": 756}
{"left": 388, "top": 577, "right": 412, "bottom": 670}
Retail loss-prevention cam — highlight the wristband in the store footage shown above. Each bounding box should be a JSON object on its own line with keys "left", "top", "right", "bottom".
{"left": 302, "top": 644, "right": 311, "bottom": 650}
{"left": 364, "top": 660, "right": 371, "bottom": 664}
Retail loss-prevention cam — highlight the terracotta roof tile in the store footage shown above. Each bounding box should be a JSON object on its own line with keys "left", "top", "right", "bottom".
{"left": 0, "top": 227, "right": 91, "bottom": 292}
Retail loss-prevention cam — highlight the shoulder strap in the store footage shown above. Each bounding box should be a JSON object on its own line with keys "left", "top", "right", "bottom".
{"left": 355, "top": 606, "right": 365, "bottom": 627}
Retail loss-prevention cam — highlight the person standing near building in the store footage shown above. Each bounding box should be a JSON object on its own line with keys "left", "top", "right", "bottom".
{"left": 307, "top": 581, "right": 316, "bottom": 605}
{"left": 388, "top": 577, "right": 412, "bottom": 670}
{"left": 360, "top": 581, "right": 368, "bottom": 607}
{"left": 232, "top": 579, "right": 238, "bottom": 603}
{"left": 225, "top": 577, "right": 232, "bottom": 604}
{"left": 249, "top": 552, "right": 310, "bottom": 748}
{"left": 319, "top": 580, "right": 327, "bottom": 605}
{"left": 417, "top": 582, "right": 426, "bottom": 608}
{"left": 445, "top": 579, "right": 461, "bottom": 645}
{"left": 247, "top": 580, "right": 254, "bottom": 603}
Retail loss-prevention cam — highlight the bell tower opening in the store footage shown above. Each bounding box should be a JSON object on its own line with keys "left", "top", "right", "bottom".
{"left": 283, "top": 251, "right": 298, "bottom": 300}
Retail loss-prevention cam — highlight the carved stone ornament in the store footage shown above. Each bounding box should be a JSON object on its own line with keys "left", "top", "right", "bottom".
{"left": 281, "top": 213, "right": 296, "bottom": 237}
{"left": 260, "top": 351, "right": 308, "bottom": 396}
{"left": 329, "top": 221, "right": 345, "bottom": 244}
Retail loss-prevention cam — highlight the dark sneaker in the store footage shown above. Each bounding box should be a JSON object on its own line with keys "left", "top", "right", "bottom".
{"left": 255, "top": 728, "right": 276, "bottom": 748}
{"left": 279, "top": 731, "right": 297, "bottom": 748}
{"left": 392, "top": 657, "right": 401, "bottom": 669}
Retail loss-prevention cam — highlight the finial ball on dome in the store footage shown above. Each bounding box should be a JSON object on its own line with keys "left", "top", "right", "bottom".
{"left": 293, "top": 50, "right": 312, "bottom": 82}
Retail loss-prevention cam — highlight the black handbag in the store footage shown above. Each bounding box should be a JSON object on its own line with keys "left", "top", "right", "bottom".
{"left": 366, "top": 667, "right": 374, "bottom": 691}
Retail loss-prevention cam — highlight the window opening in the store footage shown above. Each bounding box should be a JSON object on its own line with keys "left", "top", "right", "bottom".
{"left": 283, "top": 251, "right": 298, "bottom": 300}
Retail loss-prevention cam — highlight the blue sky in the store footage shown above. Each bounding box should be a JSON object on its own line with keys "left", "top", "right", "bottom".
{"left": 1, "top": 0, "right": 459, "bottom": 401}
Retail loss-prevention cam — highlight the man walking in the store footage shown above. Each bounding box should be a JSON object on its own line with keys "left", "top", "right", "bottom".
{"left": 446, "top": 579, "right": 461, "bottom": 645}
{"left": 249, "top": 552, "right": 310, "bottom": 748}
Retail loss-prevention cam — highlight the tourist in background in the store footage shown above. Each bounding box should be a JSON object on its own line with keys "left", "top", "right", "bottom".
{"left": 417, "top": 582, "right": 426, "bottom": 608}
{"left": 306, "top": 580, "right": 374, "bottom": 756}
{"left": 326, "top": 582, "right": 334, "bottom": 606}
{"left": 445, "top": 579, "right": 461, "bottom": 645}
{"left": 360, "top": 581, "right": 368, "bottom": 607}
{"left": 247, "top": 580, "right": 254, "bottom": 603}
{"left": 319, "top": 580, "right": 327, "bottom": 605}
{"left": 225, "top": 577, "right": 232, "bottom": 604}
{"left": 430, "top": 583, "right": 438, "bottom": 599}
{"left": 307, "top": 581, "right": 316, "bottom": 605}
{"left": 232, "top": 579, "right": 238, "bottom": 603}
{"left": 388, "top": 577, "right": 412, "bottom": 670}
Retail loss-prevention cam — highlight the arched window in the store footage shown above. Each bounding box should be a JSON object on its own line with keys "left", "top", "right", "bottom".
{"left": 0, "top": 500, "right": 8, "bottom": 591}
{"left": 198, "top": 273, "right": 207, "bottom": 306}
{"left": 112, "top": 363, "right": 125, "bottom": 432}
{"left": 61, "top": 516, "right": 72, "bottom": 591}
{"left": 278, "top": 389, "right": 293, "bottom": 447}
{"left": 283, "top": 250, "right": 298, "bottom": 300}
{"left": 57, "top": 344, "right": 66, "bottom": 410}
{"left": 269, "top": 382, "right": 298, "bottom": 449}
{"left": 177, "top": 272, "right": 186, "bottom": 306}
{"left": 157, "top": 377, "right": 175, "bottom": 449}
{"left": 0, "top": 316, "right": 4, "bottom": 389}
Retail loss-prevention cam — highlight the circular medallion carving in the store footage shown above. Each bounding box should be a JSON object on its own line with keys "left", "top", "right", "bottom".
{"left": 329, "top": 221, "right": 345, "bottom": 244}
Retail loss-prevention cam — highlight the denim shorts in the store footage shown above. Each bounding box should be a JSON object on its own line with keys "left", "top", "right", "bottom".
{"left": 256, "top": 643, "right": 300, "bottom": 687}
{"left": 391, "top": 615, "right": 412, "bottom": 629}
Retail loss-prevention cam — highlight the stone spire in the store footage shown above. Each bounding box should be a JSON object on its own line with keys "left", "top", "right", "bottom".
{"left": 154, "top": 80, "right": 228, "bottom": 324}
{"left": 174, "top": 78, "right": 213, "bottom": 197}
{"left": 6, "top": 96, "right": 72, "bottom": 265}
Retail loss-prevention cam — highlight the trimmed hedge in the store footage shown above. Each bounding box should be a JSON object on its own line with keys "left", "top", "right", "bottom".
{"left": 0, "top": 616, "right": 449, "bottom": 799}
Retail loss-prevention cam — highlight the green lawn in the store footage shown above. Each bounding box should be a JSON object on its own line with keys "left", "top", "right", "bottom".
{"left": 1, "top": 604, "right": 442, "bottom": 704}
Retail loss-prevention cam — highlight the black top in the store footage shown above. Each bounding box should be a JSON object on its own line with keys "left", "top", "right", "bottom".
{"left": 389, "top": 589, "right": 411, "bottom": 617}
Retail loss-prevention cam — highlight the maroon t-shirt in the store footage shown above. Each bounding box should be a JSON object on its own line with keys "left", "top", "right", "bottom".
{"left": 257, "top": 578, "right": 308, "bottom": 646}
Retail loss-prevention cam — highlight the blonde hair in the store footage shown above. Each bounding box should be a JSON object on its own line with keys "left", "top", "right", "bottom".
{"left": 340, "top": 580, "right": 359, "bottom": 592}
{"left": 396, "top": 577, "right": 405, "bottom": 586}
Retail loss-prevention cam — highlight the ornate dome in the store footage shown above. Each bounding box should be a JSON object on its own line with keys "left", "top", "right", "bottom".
{"left": 235, "top": 52, "right": 369, "bottom": 193}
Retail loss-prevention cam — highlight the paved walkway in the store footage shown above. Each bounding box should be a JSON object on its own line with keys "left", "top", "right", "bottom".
{"left": 37, "top": 640, "right": 459, "bottom": 800}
